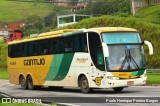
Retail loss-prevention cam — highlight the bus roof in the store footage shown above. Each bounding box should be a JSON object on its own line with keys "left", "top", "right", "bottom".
{"left": 8, "top": 27, "right": 137, "bottom": 45}
{"left": 89, "top": 27, "right": 137, "bottom": 33}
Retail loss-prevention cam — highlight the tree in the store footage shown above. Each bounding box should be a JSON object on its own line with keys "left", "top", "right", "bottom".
{"left": 21, "top": 15, "right": 44, "bottom": 36}
{"left": 44, "top": 5, "right": 71, "bottom": 28}
{"left": 69, "top": 0, "right": 79, "bottom": 6}
{"left": 80, "top": 0, "right": 130, "bottom": 15}
{"left": 144, "top": 0, "right": 151, "bottom": 5}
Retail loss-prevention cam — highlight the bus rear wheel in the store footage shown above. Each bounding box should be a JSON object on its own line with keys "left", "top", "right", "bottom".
{"left": 27, "top": 76, "right": 41, "bottom": 90}
{"left": 113, "top": 87, "right": 124, "bottom": 92}
{"left": 27, "top": 76, "right": 34, "bottom": 90}
{"left": 80, "top": 76, "right": 92, "bottom": 93}
{"left": 19, "top": 75, "right": 27, "bottom": 89}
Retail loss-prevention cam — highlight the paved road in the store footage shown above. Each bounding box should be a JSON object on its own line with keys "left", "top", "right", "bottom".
{"left": 0, "top": 80, "right": 160, "bottom": 106}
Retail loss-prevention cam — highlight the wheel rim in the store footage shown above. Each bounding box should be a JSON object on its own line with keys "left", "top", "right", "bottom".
{"left": 82, "top": 79, "right": 88, "bottom": 90}
{"left": 20, "top": 77, "right": 26, "bottom": 89}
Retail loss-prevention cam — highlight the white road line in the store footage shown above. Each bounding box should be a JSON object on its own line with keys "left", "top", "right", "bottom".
{"left": 0, "top": 83, "right": 14, "bottom": 87}
{"left": 1, "top": 93, "right": 10, "bottom": 97}
{"left": 57, "top": 103, "right": 80, "bottom": 106}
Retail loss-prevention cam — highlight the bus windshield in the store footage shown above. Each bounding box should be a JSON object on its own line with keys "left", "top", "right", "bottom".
{"left": 102, "top": 32, "right": 141, "bottom": 44}
{"left": 102, "top": 32, "right": 146, "bottom": 71}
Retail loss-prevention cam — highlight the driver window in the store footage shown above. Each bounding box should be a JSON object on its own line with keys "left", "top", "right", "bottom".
{"left": 88, "top": 32, "right": 105, "bottom": 71}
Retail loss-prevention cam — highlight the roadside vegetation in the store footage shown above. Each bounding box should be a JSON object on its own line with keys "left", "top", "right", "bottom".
{"left": 0, "top": 0, "right": 53, "bottom": 22}
{"left": 0, "top": 40, "right": 7, "bottom": 68}
{"left": 147, "top": 72, "right": 160, "bottom": 85}
{"left": 78, "top": 0, "right": 130, "bottom": 16}
{"left": 0, "top": 68, "right": 8, "bottom": 79}
{"left": 135, "top": 4, "right": 160, "bottom": 24}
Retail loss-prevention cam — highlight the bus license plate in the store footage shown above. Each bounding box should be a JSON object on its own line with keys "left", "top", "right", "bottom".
{"left": 127, "top": 81, "right": 134, "bottom": 85}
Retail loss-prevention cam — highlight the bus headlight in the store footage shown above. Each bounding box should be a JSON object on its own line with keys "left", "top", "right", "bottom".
{"left": 107, "top": 76, "right": 119, "bottom": 80}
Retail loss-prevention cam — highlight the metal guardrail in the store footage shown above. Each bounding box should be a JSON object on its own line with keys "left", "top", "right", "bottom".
{"left": 146, "top": 69, "right": 160, "bottom": 73}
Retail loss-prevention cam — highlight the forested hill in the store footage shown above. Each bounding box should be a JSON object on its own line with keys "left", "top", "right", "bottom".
{"left": 0, "top": 0, "right": 53, "bottom": 22}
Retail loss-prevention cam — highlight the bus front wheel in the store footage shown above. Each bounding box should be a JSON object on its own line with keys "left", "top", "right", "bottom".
{"left": 19, "top": 75, "right": 27, "bottom": 90}
{"left": 80, "top": 76, "right": 92, "bottom": 93}
{"left": 113, "top": 87, "right": 124, "bottom": 92}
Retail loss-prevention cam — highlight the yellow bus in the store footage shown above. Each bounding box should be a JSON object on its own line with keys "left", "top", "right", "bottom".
{"left": 8, "top": 27, "right": 153, "bottom": 93}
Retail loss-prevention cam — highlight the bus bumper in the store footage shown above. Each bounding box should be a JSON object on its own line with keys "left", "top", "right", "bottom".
{"left": 104, "top": 76, "right": 147, "bottom": 88}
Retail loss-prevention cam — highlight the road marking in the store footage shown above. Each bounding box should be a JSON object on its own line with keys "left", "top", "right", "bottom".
{"left": 0, "top": 83, "right": 15, "bottom": 87}
{"left": 57, "top": 103, "right": 80, "bottom": 106}
{"left": 1, "top": 93, "right": 10, "bottom": 97}
{"left": 8, "top": 84, "right": 15, "bottom": 86}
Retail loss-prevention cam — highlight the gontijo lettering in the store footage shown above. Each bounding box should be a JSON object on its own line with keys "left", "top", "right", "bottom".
{"left": 24, "top": 58, "right": 45, "bottom": 66}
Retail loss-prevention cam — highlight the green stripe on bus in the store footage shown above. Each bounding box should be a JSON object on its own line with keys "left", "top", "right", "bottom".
{"left": 136, "top": 70, "right": 145, "bottom": 76}
{"left": 53, "top": 53, "right": 74, "bottom": 80}
{"left": 45, "top": 54, "right": 64, "bottom": 81}
{"left": 131, "top": 70, "right": 145, "bottom": 76}
{"left": 45, "top": 53, "right": 74, "bottom": 81}
{"left": 131, "top": 71, "right": 139, "bottom": 76}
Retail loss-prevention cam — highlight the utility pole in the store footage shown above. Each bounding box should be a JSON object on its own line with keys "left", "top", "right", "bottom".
{"left": 131, "top": 0, "right": 136, "bottom": 16}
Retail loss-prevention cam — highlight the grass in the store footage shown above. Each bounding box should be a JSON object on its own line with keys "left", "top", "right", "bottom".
{"left": 0, "top": 0, "right": 53, "bottom": 22}
{"left": 147, "top": 72, "right": 160, "bottom": 85}
{"left": 0, "top": 68, "right": 160, "bottom": 85}
{"left": 135, "top": 4, "right": 160, "bottom": 24}
{"left": 0, "top": 103, "right": 35, "bottom": 106}
{"left": 0, "top": 68, "right": 8, "bottom": 79}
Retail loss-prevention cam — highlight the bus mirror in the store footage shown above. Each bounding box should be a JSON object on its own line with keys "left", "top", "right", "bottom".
{"left": 144, "top": 40, "right": 153, "bottom": 55}
{"left": 102, "top": 43, "right": 109, "bottom": 57}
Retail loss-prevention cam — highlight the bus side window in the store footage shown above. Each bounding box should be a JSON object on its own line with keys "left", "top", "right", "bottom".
{"left": 54, "top": 38, "right": 61, "bottom": 54}
{"left": 48, "top": 39, "right": 52, "bottom": 54}
{"left": 51, "top": 40, "right": 56, "bottom": 54}
{"left": 74, "top": 33, "right": 87, "bottom": 52}
{"left": 29, "top": 42, "right": 37, "bottom": 56}
{"left": 38, "top": 40, "right": 48, "bottom": 55}
{"left": 21, "top": 43, "right": 27, "bottom": 57}
{"left": 64, "top": 37, "right": 73, "bottom": 53}
{"left": 74, "top": 35, "right": 81, "bottom": 52}
{"left": 14, "top": 44, "right": 19, "bottom": 57}
{"left": 12, "top": 45, "right": 15, "bottom": 57}
{"left": 82, "top": 34, "right": 88, "bottom": 52}
{"left": 8, "top": 45, "right": 12, "bottom": 57}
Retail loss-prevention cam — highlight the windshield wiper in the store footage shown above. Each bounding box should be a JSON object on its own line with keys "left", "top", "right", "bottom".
{"left": 130, "top": 53, "right": 140, "bottom": 69}
{"left": 120, "top": 49, "right": 129, "bottom": 70}
{"left": 120, "top": 49, "right": 139, "bottom": 70}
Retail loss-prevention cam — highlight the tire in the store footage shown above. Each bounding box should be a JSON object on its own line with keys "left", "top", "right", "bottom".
{"left": 34, "top": 86, "right": 41, "bottom": 90}
{"left": 27, "top": 76, "right": 41, "bottom": 90}
{"left": 19, "top": 75, "right": 27, "bottom": 90}
{"left": 80, "top": 76, "right": 92, "bottom": 93}
{"left": 27, "top": 76, "right": 34, "bottom": 90}
{"left": 113, "top": 87, "right": 124, "bottom": 92}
